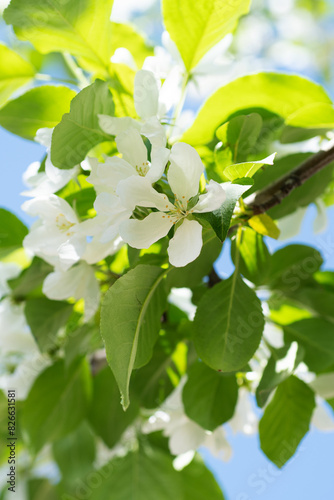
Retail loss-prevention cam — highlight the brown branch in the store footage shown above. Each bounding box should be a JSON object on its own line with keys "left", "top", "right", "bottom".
{"left": 246, "top": 145, "right": 334, "bottom": 215}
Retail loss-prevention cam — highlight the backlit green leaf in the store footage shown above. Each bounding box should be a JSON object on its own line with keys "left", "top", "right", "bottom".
{"left": 51, "top": 80, "right": 114, "bottom": 169}
{"left": 101, "top": 265, "right": 168, "bottom": 409}
{"left": 0, "top": 43, "right": 35, "bottom": 107}
{"left": 193, "top": 273, "right": 264, "bottom": 371}
{"left": 162, "top": 0, "right": 251, "bottom": 71}
{"left": 259, "top": 376, "right": 315, "bottom": 467}
{"left": 0, "top": 86, "right": 76, "bottom": 140}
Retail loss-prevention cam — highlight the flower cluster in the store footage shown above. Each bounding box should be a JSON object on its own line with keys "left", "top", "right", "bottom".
{"left": 21, "top": 68, "right": 231, "bottom": 319}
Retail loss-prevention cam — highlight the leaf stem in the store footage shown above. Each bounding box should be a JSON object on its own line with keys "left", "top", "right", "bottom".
{"left": 167, "top": 72, "right": 190, "bottom": 141}
{"left": 233, "top": 226, "right": 243, "bottom": 275}
{"left": 62, "top": 52, "right": 90, "bottom": 89}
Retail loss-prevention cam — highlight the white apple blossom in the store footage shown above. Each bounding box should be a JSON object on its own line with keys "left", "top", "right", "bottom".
{"left": 118, "top": 142, "right": 226, "bottom": 267}
{"left": 0, "top": 262, "right": 21, "bottom": 299}
{"left": 22, "top": 128, "right": 79, "bottom": 198}
{"left": 22, "top": 195, "right": 87, "bottom": 271}
{"left": 228, "top": 387, "right": 258, "bottom": 435}
{"left": 77, "top": 193, "right": 131, "bottom": 252}
{"left": 99, "top": 69, "right": 180, "bottom": 148}
{"left": 0, "top": 298, "right": 49, "bottom": 400}
{"left": 143, "top": 377, "right": 232, "bottom": 461}
{"left": 87, "top": 128, "right": 170, "bottom": 194}
{"left": 42, "top": 261, "right": 100, "bottom": 322}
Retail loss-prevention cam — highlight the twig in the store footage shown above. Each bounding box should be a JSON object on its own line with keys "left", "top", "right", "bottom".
{"left": 246, "top": 145, "right": 334, "bottom": 214}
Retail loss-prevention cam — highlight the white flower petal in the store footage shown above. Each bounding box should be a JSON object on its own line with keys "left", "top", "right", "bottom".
{"left": 277, "top": 207, "right": 307, "bottom": 240}
{"left": 0, "top": 263, "right": 21, "bottom": 299}
{"left": 110, "top": 48, "right": 136, "bottom": 69}
{"left": 141, "top": 116, "right": 167, "bottom": 149}
{"left": 98, "top": 114, "right": 140, "bottom": 136}
{"left": 168, "top": 421, "right": 205, "bottom": 455}
{"left": 120, "top": 212, "right": 173, "bottom": 249}
{"left": 116, "top": 128, "right": 147, "bottom": 168}
{"left": 158, "top": 66, "right": 183, "bottom": 117}
{"left": 83, "top": 236, "right": 123, "bottom": 264}
{"left": 117, "top": 176, "right": 173, "bottom": 211}
{"left": 88, "top": 157, "right": 135, "bottom": 192}
{"left": 229, "top": 388, "right": 258, "bottom": 435}
{"left": 168, "top": 143, "right": 204, "bottom": 201}
{"left": 57, "top": 235, "right": 87, "bottom": 271}
{"left": 168, "top": 219, "right": 203, "bottom": 267}
{"left": 203, "top": 427, "right": 233, "bottom": 462}
{"left": 22, "top": 195, "right": 78, "bottom": 224}
{"left": 43, "top": 262, "right": 99, "bottom": 322}
{"left": 134, "top": 69, "right": 159, "bottom": 119}
{"left": 45, "top": 154, "right": 78, "bottom": 184}
{"left": 23, "top": 225, "right": 68, "bottom": 256}
{"left": 35, "top": 127, "right": 53, "bottom": 148}
{"left": 310, "top": 373, "right": 334, "bottom": 400}
{"left": 146, "top": 147, "right": 170, "bottom": 183}
{"left": 193, "top": 180, "right": 226, "bottom": 213}
{"left": 312, "top": 402, "right": 334, "bottom": 432}
{"left": 314, "top": 199, "right": 328, "bottom": 234}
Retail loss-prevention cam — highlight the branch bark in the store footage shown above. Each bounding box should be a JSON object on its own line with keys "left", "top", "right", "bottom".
{"left": 246, "top": 145, "right": 334, "bottom": 215}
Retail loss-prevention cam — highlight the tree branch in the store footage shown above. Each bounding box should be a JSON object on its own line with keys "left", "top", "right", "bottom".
{"left": 246, "top": 145, "right": 334, "bottom": 214}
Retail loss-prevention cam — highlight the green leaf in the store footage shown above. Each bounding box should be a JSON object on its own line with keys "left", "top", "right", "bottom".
{"left": 231, "top": 227, "right": 271, "bottom": 286}
{"left": 256, "top": 343, "right": 304, "bottom": 407}
{"left": 88, "top": 366, "right": 139, "bottom": 448}
{"left": 193, "top": 273, "right": 264, "bottom": 371}
{"left": 0, "top": 208, "right": 28, "bottom": 258}
{"left": 90, "top": 446, "right": 182, "bottom": 500}
{"left": 179, "top": 457, "right": 226, "bottom": 499}
{"left": 100, "top": 265, "right": 168, "bottom": 410}
{"left": 8, "top": 257, "right": 53, "bottom": 299}
{"left": 27, "top": 479, "right": 59, "bottom": 500}
{"left": 267, "top": 244, "right": 323, "bottom": 290}
{"left": 288, "top": 285, "right": 334, "bottom": 321}
{"left": 283, "top": 318, "right": 334, "bottom": 372}
{"left": 24, "top": 297, "right": 73, "bottom": 352}
{"left": 248, "top": 213, "right": 280, "bottom": 240}
{"left": 162, "top": 0, "right": 251, "bottom": 71}
{"left": 132, "top": 337, "right": 184, "bottom": 409}
{"left": 53, "top": 422, "right": 95, "bottom": 488}
{"left": 0, "top": 86, "right": 76, "bottom": 140}
{"left": 64, "top": 324, "right": 101, "bottom": 368}
{"left": 111, "top": 22, "right": 154, "bottom": 68}
{"left": 259, "top": 376, "right": 315, "bottom": 467}
{"left": 182, "top": 361, "right": 238, "bottom": 431}
{"left": 107, "top": 63, "right": 136, "bottom": 118}
{"left": 167, "top": 228, "right": 221, "bottom": 287}
{"left": 286, "top": 102, "right": 334, "bottom": 129}
{"left": 195, "top": 182, "right": 252, "bottom": 242}
{"left": 223, "top": 153, "right": 276, "bottom": 181}
{"left": 22, "top": 358, "right": 92, "bottom": 452}
{"left": 0, "top": 43, "right": 35, "bottom": 107}
{"left": 182, "top": 73, "right": 333, "bottom": 146}
{"left": 51, "top": 80, "right": 114, "bottom": 169}
{"left": 4, "top": 0, "right": 114, "bottom": 74}
{"left": 216, "top": 113, "right": 263, "bottom": 164}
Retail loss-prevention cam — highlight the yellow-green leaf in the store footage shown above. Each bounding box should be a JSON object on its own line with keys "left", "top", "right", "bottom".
{"left": 4, "top": 0, "right": 114, "bottom": 74}
{"left": 223, "top": 153, "right": 276, "bottom": 181}
{"left": 110, "top": 22, "right": 154, "bottom": 68}
{"left": 248, "top": 213, "right": 280, "bottom": 240}
{"left": 0, "top": 43, "right": 35, "bottom": 107}
{"left": 162, "top": 0, "right": 251, "bottom": 71}
{"left": 182, "top": 73, "right": 333, "bottom": 146}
